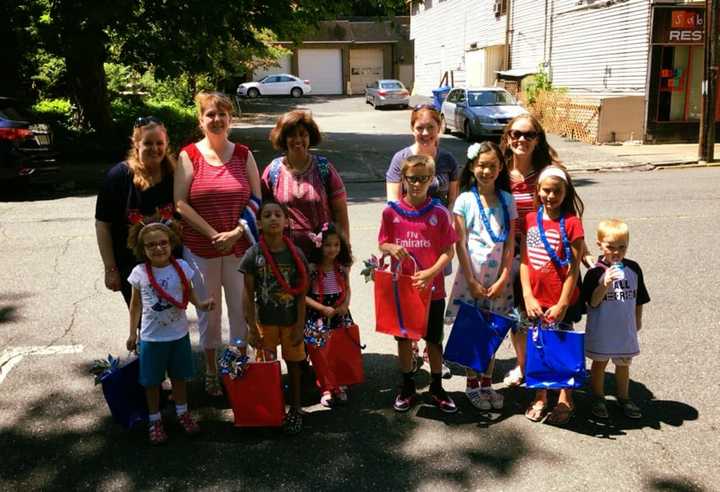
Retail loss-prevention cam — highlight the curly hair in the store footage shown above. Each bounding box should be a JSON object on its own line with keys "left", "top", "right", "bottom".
{"left": 127, "top": 215, "right": 183, "bottom": 261}
{"left": 269, "top": 110, "right": 322, "bottom": 151}
{"left": 500, "top": 114, "right": 561, "bottom": 173}
{"left": 125, "top": 123, "right": 176, "bottom": 192}
{"left": 306, "top": 223, "right": 353, "bottom": 268}
{"left": 458, "top": 141, "right": 510, "bottom": 193}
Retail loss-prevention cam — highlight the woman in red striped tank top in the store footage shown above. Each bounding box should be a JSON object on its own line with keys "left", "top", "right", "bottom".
{"left": 174, "top": 91, "right": 261, "bottom": 397}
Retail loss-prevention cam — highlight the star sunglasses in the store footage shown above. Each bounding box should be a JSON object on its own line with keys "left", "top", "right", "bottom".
{"left": 134, "top": 116, "right": 164, "bottom": 128}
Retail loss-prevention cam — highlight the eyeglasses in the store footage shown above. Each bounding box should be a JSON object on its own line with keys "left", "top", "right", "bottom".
{"left": 134, "top": 116, "right": 163, "bottom": 128}
{"left": 413, "top": 103, "right": 440, "bottom": 113}
{"left": 144, "top": 239, "right": 170, "bottom": 249}
{"left": 508, "top": 129, "right": 539, "bottom": 141}
{"left": 403, "top": 175, "right": 432, "bottom": 184}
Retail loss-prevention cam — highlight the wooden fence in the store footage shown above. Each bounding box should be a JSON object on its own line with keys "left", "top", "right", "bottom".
{"left": 520, "top": 92, "right": 601, "bottom": 144}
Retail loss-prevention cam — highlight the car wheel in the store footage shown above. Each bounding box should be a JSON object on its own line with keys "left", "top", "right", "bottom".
{"left": 464, "top": 121, "right": 474, "bottom": 142}
{"left": 441, "top": 115, "right": 451, "bottom": 134}
{"left": 247, "top": 88, "right": 260, "bottom": 98}
{"left": 291, "top": 87, "right": 303, "bottom": 98}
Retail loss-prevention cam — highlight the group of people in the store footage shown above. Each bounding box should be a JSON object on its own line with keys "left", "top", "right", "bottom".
{"left": 94, "top": 93, "right": 649, "bottom": 444}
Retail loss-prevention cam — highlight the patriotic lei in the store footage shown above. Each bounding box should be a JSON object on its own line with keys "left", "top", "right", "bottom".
{"left": 388, "top": 198, "right": 440, "bottom": 218}
{"left": 259, "top": 236, "right": 308, "bottom": 296}
{"left": 145, "top": 257, "right": 190, "bottom": 309}
{"left": 536, "top": 206, "right": 572, "bottom": 268}
{"left": 471, "top": 186, "right": 509, "bottom": 243}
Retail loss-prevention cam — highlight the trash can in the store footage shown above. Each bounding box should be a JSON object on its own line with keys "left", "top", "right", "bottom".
{"left": 431, "top": 86, "right": 451, "bottom": 110}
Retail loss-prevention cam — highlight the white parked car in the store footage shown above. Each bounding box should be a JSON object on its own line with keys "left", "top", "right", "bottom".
{"left": 365, "top": 79, "right": 410, "bottom": 109}
{"left": 237, "top": 74, "right": 312, "bottom": 98}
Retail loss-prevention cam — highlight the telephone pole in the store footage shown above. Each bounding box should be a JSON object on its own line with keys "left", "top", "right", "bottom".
{"left": 698, "top": 0, "right": 717, "bottom": 163}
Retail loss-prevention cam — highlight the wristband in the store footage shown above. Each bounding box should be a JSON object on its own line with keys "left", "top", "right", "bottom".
{"left": 105, "top": 266, "right": 118, "bottom": 273}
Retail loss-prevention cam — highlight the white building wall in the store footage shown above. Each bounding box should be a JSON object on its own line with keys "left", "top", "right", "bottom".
{"left": 510, "top": 0, "right": 547, "bottom": 73}
{"left": 410, "top": 0, "right": 507, "bottom": 95}
{"left": 549, "top": 0, "right": 652, "bottom": 99}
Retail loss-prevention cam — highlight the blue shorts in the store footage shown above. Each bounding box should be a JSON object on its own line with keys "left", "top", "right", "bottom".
{"left": 138, "top": 334, "right": 195, "bottom": 387}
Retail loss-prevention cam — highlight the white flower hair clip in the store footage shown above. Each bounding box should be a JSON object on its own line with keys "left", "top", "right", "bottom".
{"left": 467, "top": 142, "right": 482, "bottom": 161}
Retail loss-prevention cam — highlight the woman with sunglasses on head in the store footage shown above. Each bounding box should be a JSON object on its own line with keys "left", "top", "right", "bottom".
{"left": 385, "top": 104, "right": 460, "bottom": 378}
{"left": 386, "top": 104, "right": 459, "bottom": 209}
{"left": 174, "top": 91, "right": 262, "bottom": 397}
{"left": 96, "top": 116, "right": 178, "bottom": 309}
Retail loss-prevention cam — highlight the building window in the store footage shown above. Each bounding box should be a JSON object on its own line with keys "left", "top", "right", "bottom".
{"left": 425, "top": 0, "right": 433, "bottom": 9}
{"left": 494, "top": 0, "right": 507, "bottom": 17}
{"left": 656, "top": 45, "right": 703, "bottom": 121}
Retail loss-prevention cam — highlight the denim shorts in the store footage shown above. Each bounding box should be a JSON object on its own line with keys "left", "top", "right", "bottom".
{"left": 139, "top": 333, "right": 195, "bottom": 387}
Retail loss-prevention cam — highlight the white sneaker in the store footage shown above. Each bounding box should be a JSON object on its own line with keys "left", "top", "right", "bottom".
{"left": 466, "top": 387, "right": 491, "bottom": 410}
{"left": 479, "top": 387, "right": 504, "bottom": 410}
{"left": 441, "top": 362, "right": 452, "bottom": 379}
{"left": 503, "top": 366, "right": 524, "bottom": 387}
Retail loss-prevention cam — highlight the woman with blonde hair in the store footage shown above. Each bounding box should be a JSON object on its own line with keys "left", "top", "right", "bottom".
{"left": 175, "top": 91, "right": 261, "bottom": 396}
{"left": 96, "top": 116, "right": 177, "bottom": 307}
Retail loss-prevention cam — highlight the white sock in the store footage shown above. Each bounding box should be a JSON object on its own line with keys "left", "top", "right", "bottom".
{"left": 175, "top": 403, "right": 188, "bottom": 415}
{"left": 149, "top": 412, "right": 161, "bottom": 423}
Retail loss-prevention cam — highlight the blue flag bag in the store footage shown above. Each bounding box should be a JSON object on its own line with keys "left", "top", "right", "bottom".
{"left": 525, "top": 320, "right": 587, "bottom": 389}
{"left": 96, "top": 355, "right": 148, "bottom": 429}
{"left": 444, "top": 301, "right": 517, "bottom": 374}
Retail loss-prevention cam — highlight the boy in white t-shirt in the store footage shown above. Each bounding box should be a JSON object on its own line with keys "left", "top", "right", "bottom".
{"left": 581, "top": 219, "right": 650, "bottom": 420}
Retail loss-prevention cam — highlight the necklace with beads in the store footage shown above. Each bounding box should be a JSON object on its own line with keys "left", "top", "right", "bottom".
{"left": 471, "top": 186, "right": 509, "bottom": 243}
{"left": 259, "top": 236, "right": 308, "bottom": 296}
{"left": 145, "top": 257, "right": 190, "bottom": 309}
{"left": 536, "top": 206, "right": 572, "bottom": 267}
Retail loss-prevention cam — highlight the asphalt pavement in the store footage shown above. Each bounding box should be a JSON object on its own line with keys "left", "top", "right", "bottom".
{"left": 0, "top": 96, "right": 718, "bottom": 491}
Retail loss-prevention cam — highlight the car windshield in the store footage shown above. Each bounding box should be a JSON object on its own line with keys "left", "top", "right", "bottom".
{"left": 468, "top": 91, "right": 516, "bottom": 106}
{"left": 257, "top": 76, "right": 269, "bottom": 83}
{"left": 380, "top": 82, "right": 404, "bottom": 89}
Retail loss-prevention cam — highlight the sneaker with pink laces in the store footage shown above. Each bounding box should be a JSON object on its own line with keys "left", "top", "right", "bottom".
{"left": 177, "top": 412, "right": 200, "bottom": 435}
{"left": 148, "top": 420, "right": 168, "bottom": 445}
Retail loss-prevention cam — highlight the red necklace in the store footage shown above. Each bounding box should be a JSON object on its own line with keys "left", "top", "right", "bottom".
{"left": 259, "top": 236, "right": 308, "bottom": 296}
{"left": 145, "top": 257, "right": 190, "bottom": 309}
{"left": 315, "top": 261, "right": 347, "bottom": 307}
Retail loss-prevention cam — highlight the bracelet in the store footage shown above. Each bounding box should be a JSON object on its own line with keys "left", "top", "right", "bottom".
{"left": 105, "top": 266, "right": 118, "bottom": 273}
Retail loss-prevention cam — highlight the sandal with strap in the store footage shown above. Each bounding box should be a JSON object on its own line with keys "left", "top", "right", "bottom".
{"left": 619, "top": 398, "right": 642, "bottom": 419}
{"left": 546, "top": 402, "right": 574, "bottom": 426}
{"left": 525, "top": 401, "right": 547, "bottom": 422}
{"left": 283, "top": 409, "right": 303, "bottom": 435}
{"left": 591, "top": 396, "right": 609, "bottom": 419}
{"left": 205, "top": 373, "right": 223, "bottom": 397}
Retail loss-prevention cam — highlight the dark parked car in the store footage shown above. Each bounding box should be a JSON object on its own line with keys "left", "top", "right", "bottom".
{"left": 0, "top": 97, "right": 59, "bottom": 183}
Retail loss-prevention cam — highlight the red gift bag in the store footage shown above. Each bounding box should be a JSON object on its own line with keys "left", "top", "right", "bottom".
{"left": 374, "top": 256, "right": 431, "bottom": 340}
{"left": 327, "top": 324, "right": 365, "bottom": 386}
{"left": 222, "top": 357, "right": 285, "bottom": 427}
{"left": 306, "top": 342, "right": 336, "bottom": 391}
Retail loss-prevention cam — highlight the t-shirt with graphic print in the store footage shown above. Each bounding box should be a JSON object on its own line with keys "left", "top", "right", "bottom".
{"left": 378, "top": 197, "right": 458, "bottom": 300}
{"left": 127, "top": 259, "right": 195, "bottom": 342}
{"left": 239, "top": 243, "right": 309, "bottom": 326}
{"left": 524, "top": 211, "right": 584, "bottom": 308}
{"left": 582, "top": 257, "right": 650, "bottom": 359}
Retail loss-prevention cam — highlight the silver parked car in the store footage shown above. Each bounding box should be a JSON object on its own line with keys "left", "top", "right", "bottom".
{"left": 237, "top": 74, "right": 312, "bottom": 98}
{"left": 365, "top": 79, "right": 410, "bottom": 109}
{"left": 441, "top": 87, "right": 527, "bottom": 141}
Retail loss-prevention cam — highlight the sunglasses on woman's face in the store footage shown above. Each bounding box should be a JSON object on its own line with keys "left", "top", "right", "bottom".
{"left": 509, "top": 129, "right": 539, "bottom": 141}
{"left": 134, "top": 116, "right": 163, "bottom": 128}
{"left": 403, "top": 175, "right": 432, "bottom": 184}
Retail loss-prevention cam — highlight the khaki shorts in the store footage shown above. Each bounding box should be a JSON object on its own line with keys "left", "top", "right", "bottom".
{"left": 588, "top": 355, "right": 633, "bottom": 366}
{"left": 257, "top": 324, "right": 306, "bottom": 362}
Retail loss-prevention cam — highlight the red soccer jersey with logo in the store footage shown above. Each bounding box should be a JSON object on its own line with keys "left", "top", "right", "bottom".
{"left": 378, "top": 197, "right": 458, "bottom": 300}
{"left": 524, "top": 211, "right": 584, "bottom": 308}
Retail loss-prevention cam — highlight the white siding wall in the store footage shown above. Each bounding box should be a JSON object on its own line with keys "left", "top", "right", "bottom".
{"left": 411, "top": 0, "right": 507, "bottom": 95}
{"left": 549, "top": 0, "right": 652, "bottom": 99}
{"left": 510, "top": 0, "right": 548, "bottom": 72}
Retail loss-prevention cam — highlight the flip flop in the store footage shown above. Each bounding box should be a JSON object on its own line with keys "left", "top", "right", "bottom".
{"left": 525, "top": 401, "right": 547, "bottom": 422}
{"left": 618, "top": 398, "right": 642, "bottom": 419}
{"left": 546, "top": 402, "right": 574, "bottom": 426}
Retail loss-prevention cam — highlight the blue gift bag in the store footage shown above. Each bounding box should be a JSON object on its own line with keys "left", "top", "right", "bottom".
{"left": 525, "top": 321, "right": 587, "bottom": 389}
{"left": 100, "top": 357, "right": 148, "bottom": 429}
{"left": 444, "top": 301, "right": 516, "bottom": 374}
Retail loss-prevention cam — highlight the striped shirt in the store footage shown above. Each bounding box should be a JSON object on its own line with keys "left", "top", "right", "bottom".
{"left": 510, "top": 170, "right": 538, "bottom": 242}
{"left": 310, "top": 267, "right": 344, "bottom": 295}
{"left": 182, "top": 143, "right": 251, "bottom": 258}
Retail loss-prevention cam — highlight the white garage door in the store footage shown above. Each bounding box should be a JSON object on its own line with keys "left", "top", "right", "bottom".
{"left": 298, "top": 49, "right": 343, "bottom": 95}
{"left": 465, "top": 49, "right": 486, "bottom": 88}
{"left": 350, "top": 48, "right": 384, "bottom": 94}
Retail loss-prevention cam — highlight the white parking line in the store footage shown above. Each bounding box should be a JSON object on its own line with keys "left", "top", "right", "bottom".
{"left": 0, "top": 344, "right": 85, "bottom": 384}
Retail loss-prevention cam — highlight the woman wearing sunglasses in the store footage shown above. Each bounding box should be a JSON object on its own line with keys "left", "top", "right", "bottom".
{"left": 386, "top": 104, "right": 459, "bottom": 209}
{"left": 95, "top": 116, "right": 178, "bottom": 309}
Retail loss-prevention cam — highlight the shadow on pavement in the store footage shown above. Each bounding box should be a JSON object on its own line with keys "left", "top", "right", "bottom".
{"left": 0, "top": 352, "right": 533, "bottom": 490}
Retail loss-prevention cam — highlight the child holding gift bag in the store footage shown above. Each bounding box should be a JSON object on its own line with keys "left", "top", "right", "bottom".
{"left": 240, "top": 200, "right": 309, "bottom": 434}
{"left": 446, "top": 141, "right": 517, "bottom": 410}
{"left": 520, "top": 165, "right": 585, "bottom": 425}
{"left": 304, "top": 222, "right": 355, "bottom": 407}
{"left": 126, "top": 216, "right": 215, "bottom": 445}
{"left": 378, "top": 154, "right": 458, "bottom": 413}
